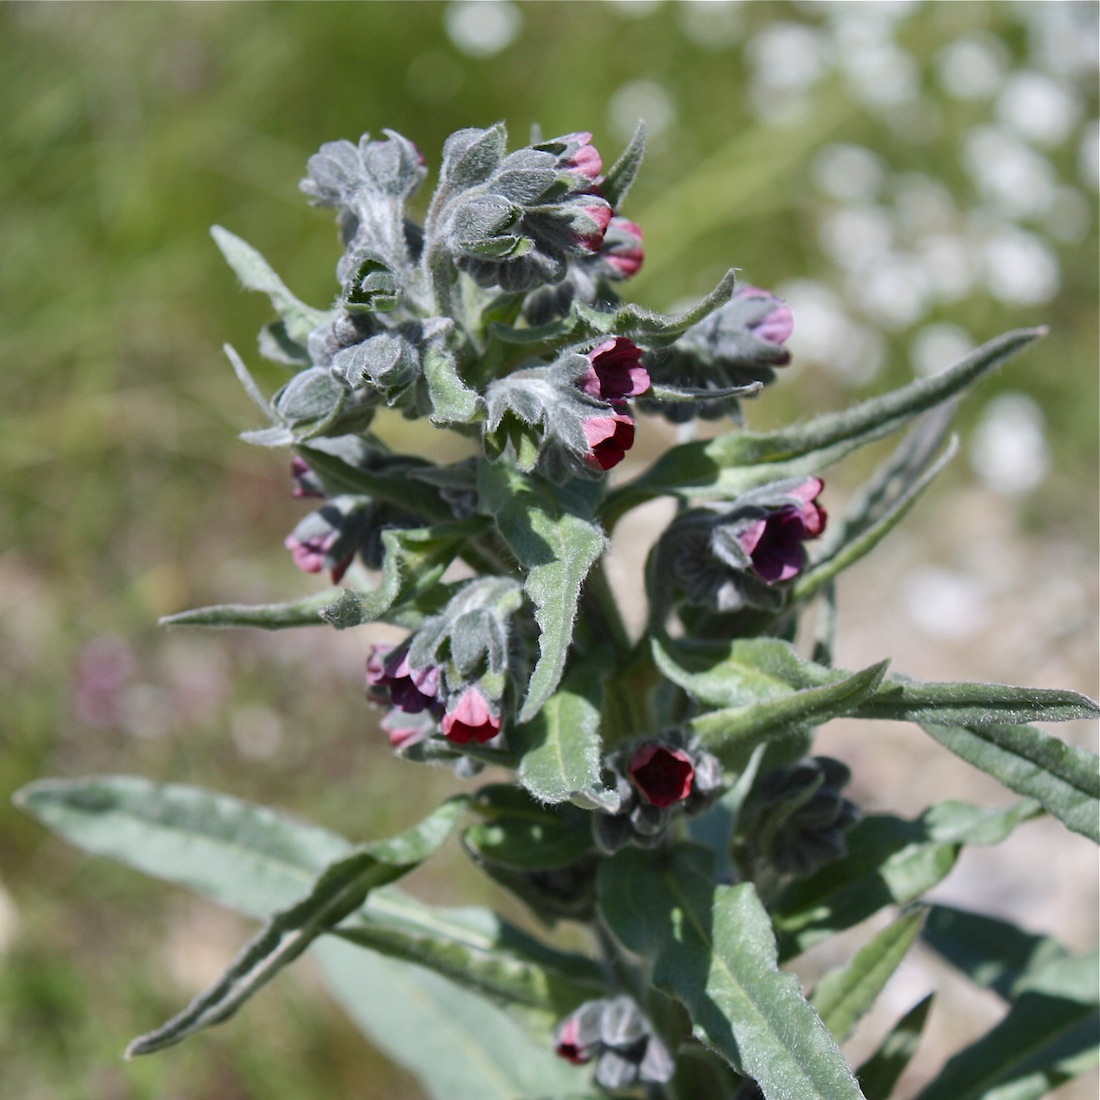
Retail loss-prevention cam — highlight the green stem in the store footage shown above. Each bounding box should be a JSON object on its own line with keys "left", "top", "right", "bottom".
{"left": 583, "top": 558, "right": 633, "bottom": 658}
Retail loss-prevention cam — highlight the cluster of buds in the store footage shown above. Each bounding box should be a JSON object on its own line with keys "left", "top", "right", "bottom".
{"left": 594, "top": 733, "right": 723, "bottom": 854}
{"left": 553, "top": 995, "right": 674, "bottom": 1090}
{"left": 484, "top": 335, "right": 651, "bottom": 478}
{"left": 654, "top": 476, "right": 827, "bottom": 615}
{"left": 366, "top": 577, "right": 523, "bottom": 750}
{"left": 736, "top": 756, "right": 861, "bottom": 877}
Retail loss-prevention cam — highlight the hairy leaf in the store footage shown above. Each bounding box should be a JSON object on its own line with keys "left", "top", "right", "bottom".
{"left": 125, "top": 796, "right": 469, "bottom": 1055}
{"left": 211, "top": 225, "right": 328, "bottom": 342}
{"left": 920, "top": 722, "right": 1100, "bottom": 842}
{"left": 812, "top": 910, "right": 927, "bottom": 1043}
{"left": 598, "top": 844, "right": 865, "bottom": 1099}
{"left": 160, "top": 590, "right": 344, "bottom": 631}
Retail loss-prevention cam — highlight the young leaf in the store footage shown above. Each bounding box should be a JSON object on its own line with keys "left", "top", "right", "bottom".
{"left": 913, "top": 951, "right": 1100, "bottom": 1100}
{"left": 422, "top": 343, "right": 482, "bottom": 425}
{"left": 920, "top": 721, "right": 1100, "bottom": 842}
{"left": 812, "top": 909, "right": 927, "bottom": 1044}
{"left": 211, "top": 225, "right": 328, "bottom": 342}
{"left": 855, "top": 993, "right": 934, "bottom": 1100}
{"left": 921, "top": 904, "right": 1069, "bottom": 1001}
{"left": 513, "top": 657, "right": 606, "bottom": 805}
{"left": 597, "top": 844, "right": 866, "bottom": 1099}
{"left": 478, "top": 461, "right": 607, "bottom": 722}
{"left": 125, "top": 796, "right": 469, "bottom": 1056}
{"left": 774, "top": 800, "right": 1041, "bottom": 959}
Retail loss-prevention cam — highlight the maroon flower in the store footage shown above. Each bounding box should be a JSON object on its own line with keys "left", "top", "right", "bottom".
{"left": 601, "top": 217, "right": 644, "bottom": 280}
{"left": 578, "top": 337, "right": 649, "bottom": 402}
{"left": 629, "top": 743, "right": 696, "bottom": 808}
{"left": 582, "top": 409, "right": 636, "bottom": 471}
{"left": 736, "top": 477, "right": 827, "bottom": 584}
{"left": 736, "top": 285, "right": 794, "bottom": 348}
{"left": 365, "top": 644, "right": 441, "bottom": 714}
{"left": 442, "top": 686, "right": 501, "bottom": 744}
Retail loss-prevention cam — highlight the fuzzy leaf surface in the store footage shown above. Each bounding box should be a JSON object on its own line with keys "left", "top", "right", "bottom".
{"left": 211, "top": 225, "right": 328, "bottom": 342}
{"left": 479, "top": 462, "right": 606, "bottom": 722}
{"left": 160, "top": 590, "right": 344, "bottom": 631}
{"left": 774, "top": 800, "right": 1040, "bottom": 959}
{"left": 598, "top": 844, "right": 866, "bottom": 1100}
{"left": 920, "top": 722, "right": 1100, "bottom": 842}
{"left": 513, "top": 657, "right": 606, "bottom": 805}
{"left": 124, "top": 796, "right": 469, "bottom": 1055}
{"left": 812, "top": 910, "right": 927, "bottom": 1043}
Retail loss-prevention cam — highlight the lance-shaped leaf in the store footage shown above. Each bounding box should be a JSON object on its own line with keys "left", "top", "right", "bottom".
{"left": 211, "top": 225, "right": 328, "bottom": 343}
{"left": 124, "top": 795, "right": 469, "bottom": 1056}
{"left": 314, "top": 938, "right": 587, "bottom": 1100}
{"left": 855, "top": 993, "right": 934, "bottom": 1100}
{"left": 14, "top": 777, "right": 588, "bottom": 1100}
{"left": 604, "top": 328, "right": 1044, "bottom": 521}
{"left": 654, "top": 635, "right": 1099, "bottom": 729}
{"left": 812, "top": 910, "right": 927, "bottom": 1044}
{"left": 598, "top": 844, "right": 866, "bottom": 1099}
{"left": 512, "top": 656, "right": 607, "bottom": 805}
{"left": 599, "top": 119, "right": 645, "bottom": 209}
{"left": 478, "top": 461, "right": 607, "bottom": 722}
{"left": 686, "top": 661, "right": 889, "bottom": 769}
{"left": 773, "top": 800, "right": 1040, "bottom": 960}
{"left": 914, "top": 950, "right": 1100, "bottom": 1100}
{"left": 160, "top": 589, "right": 344, "bottom": 631}
{"left": 335, "top": 896, "right": 605, "bottom": 1026}
{"left": 920, "top": 721, "right": 1100, "bottom": 843}
{"left": 920, "top": 904, "right": 1069, "bottom": 1001}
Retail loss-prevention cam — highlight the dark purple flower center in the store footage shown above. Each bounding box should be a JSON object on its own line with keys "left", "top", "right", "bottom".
{"left": 582, "top": 409, "right": 635, "bottom": 471}
{"left": 579, "top": 337, "right": 649, "bottom": 401}
{"left": 737, "top": 480, "right": 826, "bottom": 584}
{"left": 629, "top": 744, "right": 695, "bottom": 808}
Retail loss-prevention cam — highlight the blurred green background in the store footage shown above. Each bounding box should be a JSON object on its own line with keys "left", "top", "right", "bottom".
{"left": 1, "top": 2, "right": 1096, "bottom": 1097}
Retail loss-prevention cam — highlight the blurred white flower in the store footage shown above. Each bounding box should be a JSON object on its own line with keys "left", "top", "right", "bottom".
{"left": 1078, "top": 121, "right": 1099, "bottom": 191}
{"left": 854, "top": 251, "right": 930, "bottom": 330}
{"left": 996, "top": 70, "right": 1082, "bottom": 148}
{"left": 916, "top": 233, "right": 976, "bottom": 302}
{"left": 841, "top": 42, "right": 920, "bottom": 110}
{"left": 970, "top": 393, "right": 1050, "bottom": 497}
{"left": 747, "top": 21, "right": 830, "bottom": 92}
{"left": 444, "top": 1, "right": 521, "bottom": 58}
{"left": 909, "top": 322, "right": 974, "bottom": 377}
{"left": 608, "top": 79, "right": 676, "bottom": 145}
{"left": 935, "top": 33, "right": 1008, "bottom": 100}
{"left": 903, "top": 567, "right": 991, "bottom": 641}
{"left": 678, "top": 0, "right": 743, "bottom": 51}
{"left": 981, "top": 228, "right": 1061, "bottom": 305}
{"left": 817, "top": 204, "right": 894, "bottom": 270}
{"left": 812, "top": 144, "right": 886, "bottom": 202}
{"left": 963, "top": 125, "right": 1057, "bottom": 220}
{"left": 779, "top": 279, "right": 884, "bottom": 383}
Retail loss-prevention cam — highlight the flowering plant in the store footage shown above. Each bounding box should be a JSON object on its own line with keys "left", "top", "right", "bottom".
{"left": 17, "top": 123, "right": 1099, "bottom": 1099}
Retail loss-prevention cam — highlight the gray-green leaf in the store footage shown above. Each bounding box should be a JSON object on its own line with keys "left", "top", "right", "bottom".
{"left": 598, "top": 844, "right": 866, "bottom": 1100}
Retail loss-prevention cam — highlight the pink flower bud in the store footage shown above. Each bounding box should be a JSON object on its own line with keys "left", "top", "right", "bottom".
{"left": 735, "top": 286, "right": 794, "bottom": 347}
{"left": 602, "top": 217, "right": 644, "bottom": 279}
{"left": 442, "top": 686, "right": 501, "bottom": 744}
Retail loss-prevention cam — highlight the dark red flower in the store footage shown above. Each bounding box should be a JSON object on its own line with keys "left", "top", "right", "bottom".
{"left": 578, "top": 337, "right": 649, "bottom": 402}
{"left": 554, "top": 1015, "right": 593, "bottom": 1065}
{"left": 736, "top": 477, "right": 826, "bottom": 584}
{"left": 582, "top": 408, "right": 635, "bottom": 471}
{"left": 629, "top": 744, "right": 695, "bottom": 808}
